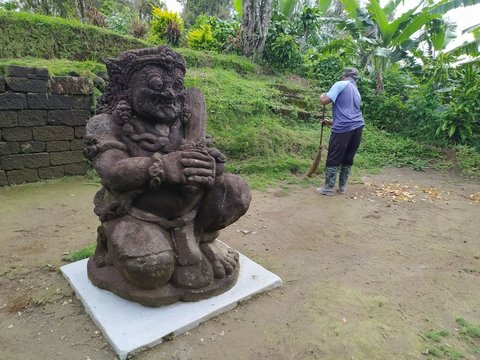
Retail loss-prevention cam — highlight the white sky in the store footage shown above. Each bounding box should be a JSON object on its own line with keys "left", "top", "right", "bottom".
{"left": 391, "top": 1, "right": 480, "bottom": 50}
{"left": 164, "top": 0, "right": 183, "bottom": 14}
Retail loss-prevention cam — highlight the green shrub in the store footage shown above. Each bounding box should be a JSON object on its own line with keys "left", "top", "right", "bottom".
{"left": 105, "top": 6, "right": 135, "bottom": 36}
{"left": 185, "top": 15, "right": 241, "bottom": 54}
{"left": 362, "top": 93, "right": 409, "bottom": 133}
{"left": 455, "top": 145, "right": 480, "bottom": 178}
{"left": 186, "top": 24, "right": 216, "bottom": 50}
{"left": 264, "top": 33, "right": 303, "bottom": 72}
{"left": 0, "top": 10, "right": 146, "bottom": 61}
{"left": 148, "top": 7, "right": 184, "bottom": 45}
{"left": 303, "top": 52, "right": 345, "bottom": 89}
{"left": 435, "top": 65, "right": 480, "bottom": 145}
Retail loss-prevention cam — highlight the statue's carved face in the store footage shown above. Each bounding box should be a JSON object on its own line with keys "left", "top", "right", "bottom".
{"left": 130, "top": 65, "right": 185, "bottom": 123}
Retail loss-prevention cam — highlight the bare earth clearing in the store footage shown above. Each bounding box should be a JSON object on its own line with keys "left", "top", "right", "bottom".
{"left": 0, "top": 168, "right": 479, "bottom": 360}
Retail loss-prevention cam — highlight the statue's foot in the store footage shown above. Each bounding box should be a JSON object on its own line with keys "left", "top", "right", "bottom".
{"left": 171, "top": 256, "right": 213, "bottom": 289}
{"left": 201, "top": 241, "right": 239, "bottom": 279}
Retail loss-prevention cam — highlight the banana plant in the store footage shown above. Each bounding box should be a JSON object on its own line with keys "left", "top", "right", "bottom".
{"left": 337, "top": 0, "right": 480, "bottom": 92}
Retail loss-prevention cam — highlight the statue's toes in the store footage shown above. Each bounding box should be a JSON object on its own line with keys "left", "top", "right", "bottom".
{"left": 221, "top": 259, "right": 234, "bottom": 275}
{"left": 228, "top": 248, "right": 239, "bottom": 262}
{"left": 225, "top": 255, "right": 237, "bottom": 268}
{"left": 213, "top": 260, "right": 226, "bottom": 279}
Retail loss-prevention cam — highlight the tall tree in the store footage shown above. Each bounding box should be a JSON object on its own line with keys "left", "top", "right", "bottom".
{"left": 179, "top": 0, "right": 232, "bottom": 27}
{"left": 241, "top": 0, "right": 274, "bottom": 59}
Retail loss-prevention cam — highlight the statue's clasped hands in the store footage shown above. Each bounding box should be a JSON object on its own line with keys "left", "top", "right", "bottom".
{"left": 161, "top": 150, "right": 216, "bottom": 187}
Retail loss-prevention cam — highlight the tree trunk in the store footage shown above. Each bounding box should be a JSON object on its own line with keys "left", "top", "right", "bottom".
{"left": 375, "top": 71, "right": 384, "bottom": 93}
{"left": 241, "top": 0, "right": 274, "bottom": 60}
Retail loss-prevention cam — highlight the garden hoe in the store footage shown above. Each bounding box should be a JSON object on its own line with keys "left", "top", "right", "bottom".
{"left": 305, "top": 105, "right": 326, "bottom": 177}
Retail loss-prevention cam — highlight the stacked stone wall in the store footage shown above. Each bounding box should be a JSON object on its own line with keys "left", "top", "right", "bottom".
{"left": 0, "top": 66, "right": 93, "bottom": 186}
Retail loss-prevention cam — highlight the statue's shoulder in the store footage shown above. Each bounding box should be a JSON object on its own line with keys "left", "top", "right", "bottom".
{"left": 84, "top": 113, "right": 128, "bottom": 160}
{"left": 86, "top": 113, "right": 116, "bottom": 135}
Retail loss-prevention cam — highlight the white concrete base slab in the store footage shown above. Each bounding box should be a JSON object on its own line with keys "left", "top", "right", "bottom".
{"left": 61, "top": 252, "right": 282, "bottom": 360}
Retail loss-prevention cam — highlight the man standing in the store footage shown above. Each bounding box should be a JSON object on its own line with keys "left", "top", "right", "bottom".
{"left": 315, "top": 68, "right": 364, "bottom": 196}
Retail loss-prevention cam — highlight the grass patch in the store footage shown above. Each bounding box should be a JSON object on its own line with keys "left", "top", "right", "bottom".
{"left": 0, "top": 10, "right": 146, "bottom": 61}
{"left": 177, "top": 47, "right": 262, "bottom": 76}
{"left": 420, "top": 319, "right": 480, "bottom": 359}
{"left": 424, "top": 344, "right": 463, "bottom": 360}
{"left": 424, "top": 329, "right": 450, "bottom": 343}
{"left": 0, "top": 57, "right": 106, "bottom": 78}
{"left": 456, "top": 318, "right": 480, "bottom": 340}
{"left": 64, "top": 243, "right": 96, "bottom": 262}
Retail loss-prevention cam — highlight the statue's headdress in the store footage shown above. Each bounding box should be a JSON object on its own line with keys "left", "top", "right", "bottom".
{"left": 105, "top": 46, "right": 186, "bottom": 82}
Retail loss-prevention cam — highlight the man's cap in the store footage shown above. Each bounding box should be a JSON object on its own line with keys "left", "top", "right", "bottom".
{"left": 342, "top": 67, "right": 359, "bottom": 80}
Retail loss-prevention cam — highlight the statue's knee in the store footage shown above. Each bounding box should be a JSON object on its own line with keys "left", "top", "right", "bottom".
{"left": 119, "top": 251, "right": 175, "bottom": 290}
{"left": 224, "top": 173, "right": 251, "bottom": 215}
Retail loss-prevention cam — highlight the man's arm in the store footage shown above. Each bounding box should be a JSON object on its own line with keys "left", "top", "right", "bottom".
{"left": 320, "top": 93, "right": 332, "bottom": 105}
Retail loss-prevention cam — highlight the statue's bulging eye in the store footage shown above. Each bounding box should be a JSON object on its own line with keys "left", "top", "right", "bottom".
{"left": 173, "top": 79, "right": 184, "bottom": 92}
{"left": 148, "top": 76, "right": 164, "bottom": 91}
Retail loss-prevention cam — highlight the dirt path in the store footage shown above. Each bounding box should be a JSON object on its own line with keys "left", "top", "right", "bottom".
{"left": 0, "top": 168, "right": 479, "bottom": 360}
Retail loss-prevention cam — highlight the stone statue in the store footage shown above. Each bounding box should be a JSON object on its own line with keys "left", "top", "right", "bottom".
{"left": 84, "top": 46, "right": 251, "bottom": 306}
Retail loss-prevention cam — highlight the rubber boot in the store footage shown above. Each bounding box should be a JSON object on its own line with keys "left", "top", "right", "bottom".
{"left": 315, "top": 166, "right": 338, "bottom": 196}
{"left": 338, "top": 165, "right": 352, "bottom": 194}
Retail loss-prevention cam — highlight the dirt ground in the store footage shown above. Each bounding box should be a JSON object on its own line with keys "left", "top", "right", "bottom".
{"left": 0, "top": 168, "right": 479, "bottom": 360}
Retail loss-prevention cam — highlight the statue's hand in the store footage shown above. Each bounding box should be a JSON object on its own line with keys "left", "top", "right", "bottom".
{"left": 162, "top": 150, "right": 215, "bottom": 187}
{"left": 207, "top": 147, "right": 226, "bottom": 176}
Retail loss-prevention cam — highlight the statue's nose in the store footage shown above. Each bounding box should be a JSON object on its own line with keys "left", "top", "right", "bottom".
{"left": 161, "top": 84, "right": 175, "bottom": 99}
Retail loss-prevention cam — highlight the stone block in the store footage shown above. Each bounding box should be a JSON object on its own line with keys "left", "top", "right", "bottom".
{"left": 0, "top": 78, "right": 5, "bottom": 93}
{"left": 49, "top": 77, "right": 93, "bottom": 95}
{"left": 5, "top": 65, "right": 35, "bottom": 77}
{"left": 1, "top": 154, "right": 24, "bottom": 170}
{"left": 5, "top": 77, "right": 48, "bottom": 93}
{"left": 4, "top": 66, "right": 48, "bottom": 79}
{"left": 38, "top": 166, "right": 65, "bottom": 179}
{"left": 2, "top": 127, "right": 32, "bottom": 141}
{"left": 26, "top": 93, "right": 48, "bottom": 109}
{"left": 64, "top": 162, "right": 87, "bottom": 175}
{"left": 70, "top": 139, "right": 84, "bottom": 150}
{"left": 33, "top": 126, "right": 74, "bottom": 141}
{"left": 0, "top": 142, "right": 20, "bottom": 156}
{"left": 74, "top": 126, "right": 86, "bottom": 139}
{"left": 0, "top": 170, "right": 7, "bottom": 186}
{"left": 6, "top": 168, "right": 38, "bottom": 184}
{"left": 27, "top": 93, "right": 74, "bottom": 110}
{"left": 48, "top": 110, "right": 90, "bottom": 126}
{"left": 18, "top": 110, "right": 47, "bottom": 126}
{"left": 0, "top": 111, "right": 18, "bottom": 127}
{"left": 48, "top": 94, "right": 74, "bottom": 109}
{"left": 0, "top": 93, "right": 27, "bottom": 110}
{"left": 50, "top": 150, "right": 84, "bottom": 165}
{"left": 46, "top": 140, "right": 70, "bottom": 152}
{"left": 71, "top": 96, "right": 93, "bottom": 110}
{"left": 24, "top": 153, "right": 49, "bottom": 168}
{"left": 35, "top": 68, "right": 49, "bottom": 78}
{"left": 19, "top": 141, "right": 45, "bottom": 154}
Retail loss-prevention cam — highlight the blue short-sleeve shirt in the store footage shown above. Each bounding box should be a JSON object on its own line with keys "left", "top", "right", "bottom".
{"left": 326, "top": 79, "right": 364, "bottom": 133}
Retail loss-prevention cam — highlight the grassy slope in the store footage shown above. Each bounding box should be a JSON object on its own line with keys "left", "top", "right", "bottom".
{"left": 0, "top": 11, "right": 146, "bottom": 61}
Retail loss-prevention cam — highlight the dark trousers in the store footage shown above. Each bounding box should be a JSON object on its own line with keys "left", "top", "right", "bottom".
{"left": 326, "top": 126, "right": 363, "bottom": 166}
